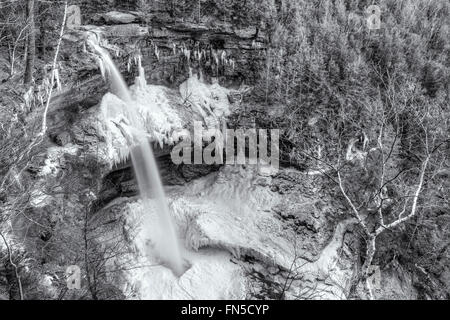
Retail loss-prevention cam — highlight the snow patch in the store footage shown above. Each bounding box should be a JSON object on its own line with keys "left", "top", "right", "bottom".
{"left": 39, "top": 144, "right": 79, "bottom": 177}
{"left": 30, "top": 190, "right": 50, "bottom": 208}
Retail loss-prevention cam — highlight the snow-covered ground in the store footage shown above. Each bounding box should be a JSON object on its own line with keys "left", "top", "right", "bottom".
{"left": 118, "top": 193, "right": 248, "bottom": 300}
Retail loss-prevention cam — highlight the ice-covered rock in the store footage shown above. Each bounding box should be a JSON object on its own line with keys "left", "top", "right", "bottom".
{"left": 179, "top": 75, "right": 231, "bottom": 128}
{"left": 95, "top": 74, "right": 231, "bottom": 167}
{"left": 108, "top": 165, "right": 356, "bottom": 299}
{"left": 170, "top": 165, "right": 297, "bottom": 269}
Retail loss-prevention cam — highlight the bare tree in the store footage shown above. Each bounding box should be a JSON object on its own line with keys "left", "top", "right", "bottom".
{"left": 336, "top": 101, "right": 447, "bottom": 299}
{"left": 0, "top": 1, "right": 68, "bottom": 192}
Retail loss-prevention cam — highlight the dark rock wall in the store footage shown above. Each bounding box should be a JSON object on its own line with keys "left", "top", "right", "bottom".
{"left": 68, "top": 0, "right": 267, "bottom": 86}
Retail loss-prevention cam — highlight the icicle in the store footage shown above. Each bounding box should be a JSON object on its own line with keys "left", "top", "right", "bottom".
{"left": 37, "top": 88, "right": 44, "bottom": 107}
{"left": 136, "top": 53, "right": 147, "bottom": 88}
{"left": 23, "top": 87, "right": 33, "bottom": 111}
{"left": 154, "top": 45, "right": 160, "bottom": 61}
{"left": 45, "top": 77, "right": 51, "bottom": 96}
{"left": 220, "top": 50, "right": 227, "bottom": 65}
{"left": 97, "top": 56, "right": 106, "bottom": 80}
{"left": 12, "top": 167, "right": 23, "bottom": 190}
{"left": 212, "top": 49, "right": 219, "bottom": 66}
{"left": 54, "top": 68, "right": 62, "bottom": 92}
{"left": 172, "top": 43, "right": 177, "bottom": 55}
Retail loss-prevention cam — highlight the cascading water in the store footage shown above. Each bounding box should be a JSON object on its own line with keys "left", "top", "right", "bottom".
{"left": 89, "top": 41, "right": 185, "bottom": 276}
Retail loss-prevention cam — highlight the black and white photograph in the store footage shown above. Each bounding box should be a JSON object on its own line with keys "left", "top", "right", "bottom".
{"left": 0, "top": 0, "right": 448, "bottom": 306}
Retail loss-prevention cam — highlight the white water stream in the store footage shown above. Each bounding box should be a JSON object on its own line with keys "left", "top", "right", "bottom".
{"left": 89, "top": 41, "right": 185, "bottom": 276}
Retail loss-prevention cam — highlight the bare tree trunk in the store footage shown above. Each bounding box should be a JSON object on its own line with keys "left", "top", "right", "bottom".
{"left": 38, "top": 2, "right": 47, "bottom": 58}
{"left": 0, "top": 232, "right": 24, "bottom": 300}
{"left": 9, "top": 25, "right": 28, "bottom": 77}
{"left": 84, "top": 209, "right": 98, "bottom": 300}
{"left": 7, "top": 42, "right": 14, "bottom": 76}
{"left": 39, "top": 2, "right": 68, "bottom": 137}
{"left": 347, "top": 235, "right": 376, "bottom": 299}
{"left": 265, "top": 49, "right": 271, "bottom": 104}
{"left": 24, "top": 0, "right": 36, "bottom": 85}
{"left": 360, "top": 235, "right": 376, "bottom": 299}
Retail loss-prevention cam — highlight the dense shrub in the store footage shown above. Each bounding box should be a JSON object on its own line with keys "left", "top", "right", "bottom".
{"left": 250, "top": 0, "right": 449, "bottom": 167}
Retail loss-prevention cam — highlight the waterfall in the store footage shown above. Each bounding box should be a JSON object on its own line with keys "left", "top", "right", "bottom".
{"left": 89, "top": 41, "right": 185, "bottom": 276}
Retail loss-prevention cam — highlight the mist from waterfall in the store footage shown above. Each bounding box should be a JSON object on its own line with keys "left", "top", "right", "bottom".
{"left": 89, "top": 41, "right": 184, "bottom": 276}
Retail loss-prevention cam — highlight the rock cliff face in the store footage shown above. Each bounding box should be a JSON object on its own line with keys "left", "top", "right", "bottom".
{"left": 46, "top": 2, "right": 267, "bottom": 213}
{"left": 54, "top": 1, "right": 266, "bottom": 118}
